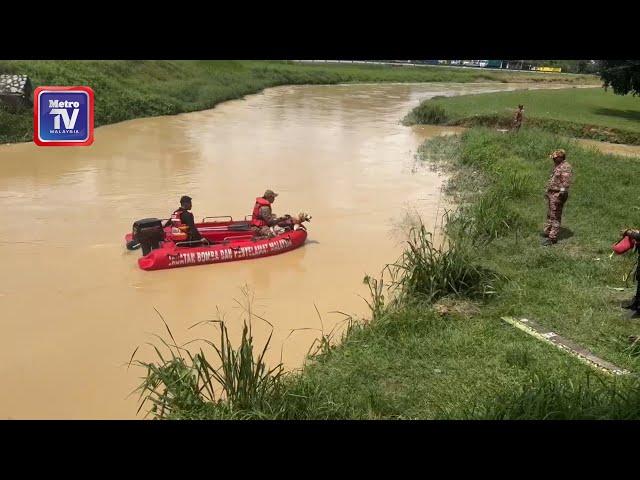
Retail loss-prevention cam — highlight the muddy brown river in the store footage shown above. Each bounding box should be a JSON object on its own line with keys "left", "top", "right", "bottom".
{"left": 0, "top": 82, "right": 595, "bottom": 419}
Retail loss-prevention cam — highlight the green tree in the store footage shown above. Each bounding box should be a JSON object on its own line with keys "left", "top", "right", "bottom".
{"left": 599, "top": 60, "right": 640, "bottom": 96}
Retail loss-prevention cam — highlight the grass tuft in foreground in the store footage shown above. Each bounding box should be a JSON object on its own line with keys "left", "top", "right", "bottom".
{"left": 131, "top": 301, "right": 287, "bottom": 420}
{"left": 469, "top": 374, "right": 640, "bottom": 420}
{"left": 386, "top": 219, "right": 504, "bottom": 305}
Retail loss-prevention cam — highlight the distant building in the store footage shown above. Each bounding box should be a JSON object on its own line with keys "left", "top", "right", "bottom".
{"left": 0, "top": 74, "right": 33, "bottom": 110}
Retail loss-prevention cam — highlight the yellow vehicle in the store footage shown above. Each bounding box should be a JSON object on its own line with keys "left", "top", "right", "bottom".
{"left": 531, "top": 66, "right": 562, "bottom": 73}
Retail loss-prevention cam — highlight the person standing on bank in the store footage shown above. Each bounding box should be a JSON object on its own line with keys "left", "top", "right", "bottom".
{"left": 542, "top": 149, "right": 573, "bottom": 246}
{"left": 512, "top": 104, "right": 524, "bottom": 132}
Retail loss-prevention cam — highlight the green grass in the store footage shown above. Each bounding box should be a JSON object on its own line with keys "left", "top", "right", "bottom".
{"left": 0, "top": 60, "right": 597, "bottom": 144}
{"left": 470, "top": 374, "right": 640, "bottom": 420}
{"left": 453, "top": 131, "right": 640, "bottom": 368}
{"left": 286, "top": 129, "right": 640, "bottom": 419}
{"left": 404, "top": 87, "right": 640, "bottom": 144}
{"left": 426, "top": 128, "right": 640, "bottom": 367}
{"left": 135, "top": 300, "right": 605, "bottom": 420}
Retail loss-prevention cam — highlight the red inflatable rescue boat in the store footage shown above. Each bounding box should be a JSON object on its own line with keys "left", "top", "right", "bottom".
{"left": 124, "top": 216, "right": 308, "bottom": 271}
{"left": 137, "top": 229, "right": 306, "bottom": 271}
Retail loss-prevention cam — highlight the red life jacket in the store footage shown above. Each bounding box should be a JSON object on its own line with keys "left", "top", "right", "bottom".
{"left": 251, "top": 197, "right": 271, "bottom": 227}
{"left": 171, "top": 209, "right": 189, "bottom": 231}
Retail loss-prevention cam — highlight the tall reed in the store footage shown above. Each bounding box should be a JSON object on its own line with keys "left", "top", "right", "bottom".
{"left": 386, "top": 219, "right": 504, "bottom": 305}
{"left": 130, "top": 300, "right": 285, "bottom": 419}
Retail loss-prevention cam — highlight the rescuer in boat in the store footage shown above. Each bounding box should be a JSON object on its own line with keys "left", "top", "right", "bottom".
{"left": 165, "top": 195, "right": 209, "bottom": 245}
{"left": 250, "top": 189, "right": 300, "bottom": 238}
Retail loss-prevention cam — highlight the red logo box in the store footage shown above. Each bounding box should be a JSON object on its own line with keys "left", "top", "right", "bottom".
{"left": 34, "top": 86, "right": 94, "bottom": 146}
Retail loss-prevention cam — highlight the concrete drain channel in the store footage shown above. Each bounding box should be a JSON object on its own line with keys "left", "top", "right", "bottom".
{"left": 501, "top": 316, "right": 632, "bottom": 376}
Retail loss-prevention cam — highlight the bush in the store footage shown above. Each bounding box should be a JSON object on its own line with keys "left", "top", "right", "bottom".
{"left": 404, "top": 103, "right": 449, "bottom": 125}
{"left": 131, "top": 307, "right": 286, "bottom": 419}
{"left": 386, "top": 220, "right": 505, "bottom": 304}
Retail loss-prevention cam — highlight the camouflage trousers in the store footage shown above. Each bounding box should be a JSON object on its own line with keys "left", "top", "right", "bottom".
{"left": 252, "top": 220, "right": 295, "bottom": 239}
{"left": 543, "top": 191, "right": 568, "bottom": 240}
{"left": 252, "top": 226, "right": 274, "bottom": 238}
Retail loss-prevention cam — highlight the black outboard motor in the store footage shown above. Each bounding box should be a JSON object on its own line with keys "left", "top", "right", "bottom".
{"left": 132, "top": 218, "right": 165, "bottom": 256}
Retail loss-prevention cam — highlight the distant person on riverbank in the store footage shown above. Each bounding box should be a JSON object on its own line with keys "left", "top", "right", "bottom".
{"left": 166, "top": 195, "right": 207, "bottom": 244}
{"left": 512, "top": 104, "right": 524, "bottom": 132}
{"left": 542, "top": 149, "right": 572, "bottom": 246}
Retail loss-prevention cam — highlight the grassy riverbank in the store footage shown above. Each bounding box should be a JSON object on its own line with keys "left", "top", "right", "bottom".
{"left": 134, "top": 128, "right": 640, "bottom": 419}
{"left": 0, "top": 60, "right": 597, "bottom": 144}
{"left": 404, "top": 87, "right": 640, "bottom": 145}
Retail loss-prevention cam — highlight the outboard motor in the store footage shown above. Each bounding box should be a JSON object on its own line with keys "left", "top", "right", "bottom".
{"left": 132, "top": 218, "right": 165, "bottom": 256}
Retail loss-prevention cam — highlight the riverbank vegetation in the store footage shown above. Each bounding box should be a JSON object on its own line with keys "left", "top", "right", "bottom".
{"left": 133, "top": 127, "right": 640, "bottom": 419}
{"left": 0, "top": 60, "right": 597, "bottom": 144}
{"left": 404, "top": 87, "right": 640, "bottom": 145}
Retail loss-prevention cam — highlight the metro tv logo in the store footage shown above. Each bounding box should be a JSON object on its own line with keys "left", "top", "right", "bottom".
{"left": 34, "top": 86, "right": 94, "bottom": 146}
